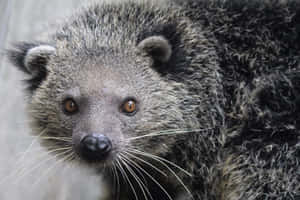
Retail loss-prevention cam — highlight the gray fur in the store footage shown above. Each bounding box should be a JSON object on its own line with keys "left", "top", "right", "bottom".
{"left": 7, "top": 0, "right": 300, "bottom": 200}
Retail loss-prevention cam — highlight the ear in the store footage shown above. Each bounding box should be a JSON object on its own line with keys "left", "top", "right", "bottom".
{"left": 7, "top": 43, "right": 56, "bottom": 92}
{"left": 137, "top": 36, "right": 172, "bottom": 63}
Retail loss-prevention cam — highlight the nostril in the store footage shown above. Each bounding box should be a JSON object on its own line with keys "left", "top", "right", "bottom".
{"left": 82, "top": 136, "right": 98, "bottom": 152}
{"left": 97, "top": 139, "right": 111, "bottom": 152}
{"left": 80, "top": 134, "right": 112, "bottom": 161}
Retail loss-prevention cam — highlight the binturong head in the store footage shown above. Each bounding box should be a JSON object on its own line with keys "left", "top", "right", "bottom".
{"left": 7, "top": 1, "right": 223, "bottom": 199}
{"left": 7, "top": 34, "right": 177, "bottom": 165}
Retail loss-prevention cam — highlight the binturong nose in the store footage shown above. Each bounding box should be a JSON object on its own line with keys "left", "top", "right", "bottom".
{"left": 79, "top": 134, "right": 112, "bottom": 161}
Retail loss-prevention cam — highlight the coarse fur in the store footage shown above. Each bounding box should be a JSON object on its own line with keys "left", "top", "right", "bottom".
{"left": 7, "top": 0, "right": 300, "bottom": 200}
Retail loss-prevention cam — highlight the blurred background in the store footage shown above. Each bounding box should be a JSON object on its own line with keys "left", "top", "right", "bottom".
{"left": 0, "top": 0, "right": 106, "bottom": 199}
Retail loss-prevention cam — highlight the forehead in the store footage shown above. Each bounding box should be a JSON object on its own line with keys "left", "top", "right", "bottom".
{"left": 52, "top": 50, "right": 155, "bottom": 98}
{"left": 79, "top": 66, "right": 138, "bottom": 97}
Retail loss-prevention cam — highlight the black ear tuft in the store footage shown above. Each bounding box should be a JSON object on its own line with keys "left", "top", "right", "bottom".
{"left": 136, "top": 23, "right": 185, "bottom": 76}
{"left": 7, "top": 42, "right": 39, "bottom": 74}
{"left": 137, "top": 36, "right": 172, "bottom": 63}
{"left": 7, "top": 43, "right": 56, "bottom": 92}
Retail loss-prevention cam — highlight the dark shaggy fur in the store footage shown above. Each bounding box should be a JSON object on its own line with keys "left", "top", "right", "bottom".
{"left": 175, "top": 0, "right": 300, "bottom": 199}
{"left": 7, "top": 0, "right": 300, "bottom": 200}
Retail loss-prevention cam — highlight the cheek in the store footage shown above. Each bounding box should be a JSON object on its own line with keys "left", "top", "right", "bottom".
{"left": 128, "top": 121, "right": 177, "bottom": 156}
{"left": 71, "top": 126, "right": 87, "bottom": 147}
{"left": 129, "top": 136, "right": 176, "bottom": 159}
{"left": 29, "top": 96, "right": 71, "bottom": 137}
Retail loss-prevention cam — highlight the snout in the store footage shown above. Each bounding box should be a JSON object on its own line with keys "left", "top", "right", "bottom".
{"left": 79, "top": 134, "right": 112, "bottom": 162}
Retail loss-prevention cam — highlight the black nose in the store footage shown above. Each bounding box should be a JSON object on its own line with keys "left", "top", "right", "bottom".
{"left": 80, "top": 134, "right": 112, "bottom": 161}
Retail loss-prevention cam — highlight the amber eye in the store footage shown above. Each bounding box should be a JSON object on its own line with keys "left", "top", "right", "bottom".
{"left": 63, "top": 98, "right": 78, "bottom": 114}
{"left": 121, "top": 99, "right": 137, "bottom": 115}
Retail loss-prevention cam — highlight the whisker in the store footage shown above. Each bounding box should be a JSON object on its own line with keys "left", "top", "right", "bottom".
{"left": 127, "top": 149, "right": 193, "bottom": 199}
{"left": 31, "top": 151, "right": 75, "bottom": 187}
{"left": 120, "top": 152, "right": 173, "bottom": 200}
{"left": 0, "top": 146, "right": 72, "bottom": 186}
{"left": 15, "top": 119, "right": 35, "bottom": 126}
{"left": 113, "top": 160, "right": 122, "bottom": 200}
{"left": 13, "top": 149, "right": 73, "bottom": 184}
{"left": 119, "top": 153, "right": 149, "bottom": 200}
{"left": 127, "top": 128, "right": 210, "bottom": 141}
{"left": 120, "top": 153, "right": 154, "bottom": 200}
{"left": 121, "top": 152, "right": 148, "bottom": 187}
{"left": 112, "top": 161, "right": 121, "bottom": 200}
{"left": 15, "top": 146, "right": 44, "bottom": 157}
{"left": 110, "top": 163, "right": 117, "bottom": 199}
{"left": 116, "top": 156, "right": 139, "bottom": 200}
{"left": 15, "top": 146, "right": 72, "bottom": 166}
{"left": 17, "top": 128, "right": 47, "bottom": 166}
{"left": 123, "top": 151, "right": 167, "bottom": 177}
{"left": 27, "top": 136, "right": 72, "bottom": 142}
{"left": 128, "top": 149, "right": 193, "bottom": 177}
{"left": 115, "top": 158, "right": 126, "bottom": 185}
{"left": 132, "top": 157, "right": 172, "bottom": 200}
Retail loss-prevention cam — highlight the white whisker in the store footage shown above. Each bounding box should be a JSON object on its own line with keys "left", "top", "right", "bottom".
{"left": 0, "top": 146, "right": 72, "bottom": 186}
{"left": 120, "top": 151, "right": 173, "bottom": 200}
{"left": 123, "top": 151, "right": 167, "bottom": 177}
{"left": 114, "top": 162, "right": 121, "bottom": 200}
{"left": 113, "top": 160, "right": 122, "bottom": 200}
{"left": 119, "top": 153, "right": 149, "bottom": 200}
{"left": 13, "top": 149, "right": 73, "bottom": 184}
{"left": 31, "top": 152, "right": 75, "bottom": 187}
{"left": 127, "top": 128, "right": 209, "bottom": 141}
{"left": 127, "top": 149, "right": 193, "bottom": 199}
{"left": 115, "top": 157, "right": 139, "bottom": 200}
{"left": 17, "top": 128, "right": 47, "bottom": 165}
{"left": 37, "top": 137, "right": 72, "bottom": 142}
{"left": 120, "top": 153, "right": 154, "bottom": 200}
{"left": 128, "top": 149, "right": 193, "bottom": 177}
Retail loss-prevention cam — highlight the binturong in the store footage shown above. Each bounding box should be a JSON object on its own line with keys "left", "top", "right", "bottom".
{"left": 7, "top": 0, "right": 300, "bottom": 199}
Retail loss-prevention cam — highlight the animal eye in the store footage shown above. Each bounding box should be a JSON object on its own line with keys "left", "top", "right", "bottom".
{"left": 121, "top": 99, "right": 137, "bottom": 115}
{"left": 63, "top": 98, "right": 78, "bottom": 114}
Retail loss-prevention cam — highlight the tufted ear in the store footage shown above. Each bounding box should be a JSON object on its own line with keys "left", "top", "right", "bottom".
{"left": 7, "top": 43, "right": 56, "bottom": 92}
{"left": 137, "top": 36, "right": 172, "bottom": 63}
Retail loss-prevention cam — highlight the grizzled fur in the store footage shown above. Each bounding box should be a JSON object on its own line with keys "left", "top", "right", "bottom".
{"left": 7, "top": 0, "right": 300, "bottom": 200}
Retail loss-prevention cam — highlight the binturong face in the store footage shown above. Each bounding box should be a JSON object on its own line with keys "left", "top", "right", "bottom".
{"left": 7, "top": 2, "right": 222, "bottom": 199}
{"left": 8, "top": 35, "right": 187, "bottom": 167}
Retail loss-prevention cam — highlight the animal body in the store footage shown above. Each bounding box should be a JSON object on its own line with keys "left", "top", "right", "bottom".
{"left": 7, "top": 0, "right": 300, "bottom": 199}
